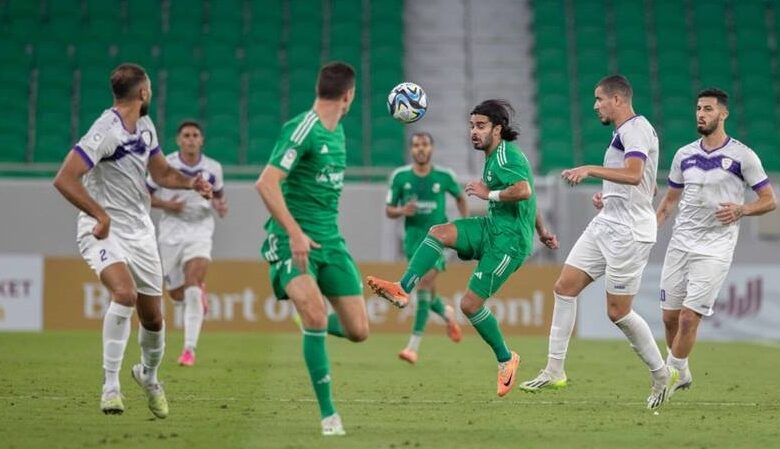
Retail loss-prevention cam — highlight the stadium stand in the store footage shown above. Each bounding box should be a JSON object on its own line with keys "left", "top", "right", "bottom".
{"left": 0, "top": 0, "right": 405, "bottom": 170}
{"left": 533, "top": 0, "right": 780, "bottom": 173}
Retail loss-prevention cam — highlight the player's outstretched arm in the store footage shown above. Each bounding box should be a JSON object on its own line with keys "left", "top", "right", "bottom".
{"left": 256, "top": 165, "right": 320, "bottom": 272}
{"left": 147, "top": 152, "right": 212, "bottom": 199}
{"left": 53, "top": 150, "right": 111, "bottom": 239}
{"left": 562, "top": 157, "right": 644, "bottom": 186}
{"left": 656, "top": 186, "right": 682, "bottom": 227}
{"left": 716, "top": 184, "right": 777, "bottom": 225}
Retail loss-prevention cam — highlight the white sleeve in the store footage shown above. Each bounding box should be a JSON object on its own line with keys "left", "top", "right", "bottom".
{"left": 743, "top": 150, "right": 770, "bottom": 191}
{"left": 620, "top": 124, "right": 651, "bottom": 162}
{"left": 213, "top": 163, "right": 225, "bottom": 193}
{"left": 144, "top": 118, "right": 161, "bottom": 157}
{"left": 667, "top": 148, "right": 685, "bottom": 188}
{"left": 73, "top": 123, "right": 114, "bottom": 169}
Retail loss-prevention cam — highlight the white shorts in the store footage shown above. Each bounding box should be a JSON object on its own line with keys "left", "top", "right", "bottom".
{"left": 159, "top": 240, "right": 212, "bottom": 290}
{"left": 660, "top": 246, "right": 732, "bottom": 317}
{"left": 78, "top": 231, "right": 163, "bottom": 296}
{"left": 565, "top": 217, "right": 653, "bottom": 295}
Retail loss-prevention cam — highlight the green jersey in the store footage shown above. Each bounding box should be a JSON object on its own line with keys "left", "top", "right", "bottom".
{"left": 386, "top": 165, "right": 462, "bottom": 231}
{"left": 265, "top": 110, "right": 346, "bottom": 243}
{"left": 483, "top": 140, "right": 536, "bottom": 256}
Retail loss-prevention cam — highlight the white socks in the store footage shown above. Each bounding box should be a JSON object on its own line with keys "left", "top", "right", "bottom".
{"left": 102, "top": 302, "right": 133, "bottom": 391}
{"left": 668, "top": 354, "right": 688, "bottom": 371}
{"left": 183, "top": 285, "right": 204, "bottom": 351}
{"left": 546, "top": 292, "right": 577, "bottom": 375}
{"left": 138, "top": 322, "right": 165, "bottom": 384}
{"left": 407, "top": 334, "right": 422, "bottom": 352}
{"left": 614, "top": 310, "right": 665, "bottom": 372}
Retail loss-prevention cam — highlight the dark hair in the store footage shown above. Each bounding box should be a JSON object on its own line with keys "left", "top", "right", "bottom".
{"left": 470, "top": 99, "right": 519, "bottom": 141}
{"left": 597, "top": 74, "right": 633, "bottom": 99}
{"left": 177, "top": 120, "right": 203, "bottom": 135}
{"left": 410, "top": 131, "right": 434, "bottom": 145}
{"left": 110, "top": 63, "right": 148, "bottom": 101}
{"left": 316, "top": 61, "right": 356, "bottom": 99}
{"left": 697, "top": 88, "right": 729, "bottom": 107}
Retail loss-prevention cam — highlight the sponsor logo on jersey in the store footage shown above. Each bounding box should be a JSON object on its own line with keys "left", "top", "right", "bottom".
{"left": 315, "top": 166, "right": 344, "bottom": 189}
{"left": 281, "top": 149, "right": 297, "bottom": 169}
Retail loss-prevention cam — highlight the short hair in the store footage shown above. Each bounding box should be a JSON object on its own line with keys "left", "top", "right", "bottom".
{"left": 597, "top": 74, "right": 633, "bottom": 99}
{"left": 410, "top": 131, "right": 434, "bottom": 145}
{"left": 110, "top": 63, "right": 148, "bottom": 101}
{"left": 177, "top": 120, "right": 203, "bottom": 135}
{"left": 697, "top": 88, "right": 729, "bottom": 107}
{"left": 316, "top": 61, "right": 356, "bottom": 100}
{"left": 470, "top": 99, "right": 519, "bottom": 141}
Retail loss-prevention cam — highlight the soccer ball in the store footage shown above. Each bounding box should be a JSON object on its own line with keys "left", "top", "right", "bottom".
{"left": 387, "top": 82, "right": 428, "bottom": 123}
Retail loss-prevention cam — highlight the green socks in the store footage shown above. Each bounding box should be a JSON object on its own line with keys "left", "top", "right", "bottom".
{"left": 302, "top": 328, "right": 336, "bottom": 418}
{"left": 400, "top": 236, "right": 444, "bottom": 293}
{"left": 412, "top": 290, "right": 432, "bottom": 334}
{"left": 430, "top": 294, "right": 446, "bottom": 318}
{"left": 327, "top": 313, "right": 345, "bottom": 338}
{"left": 468, "top": 306, "right": 512, "bottom": 363}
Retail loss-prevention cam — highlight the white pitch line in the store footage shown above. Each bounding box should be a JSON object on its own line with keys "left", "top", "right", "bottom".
{"left": 0, "top": 396, "right": 761, "bottom": 407}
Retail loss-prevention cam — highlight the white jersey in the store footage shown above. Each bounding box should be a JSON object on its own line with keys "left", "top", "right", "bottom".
{"left": 146, "top": 152, "right": 224, "bottom": 245}
{"left": 667, "top": 137, "right": 769, "bottom": 257}
{"left": 598, "top": 115, "right": 659, "bottom": 243}
{"left": 74, "top": 109, "right": 160, "bottom": 239}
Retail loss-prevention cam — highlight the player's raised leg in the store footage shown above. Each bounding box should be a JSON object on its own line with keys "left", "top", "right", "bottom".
{"left": 286, "top": 275, "right": 345, "bottom": 436}
{"left": 132, "top": 292, "right": 169, "bottom": 419}
{"left": 98, "top": 262, "right": 138, "bottom": 415}
{"left": 367, "top": 223, "right": 457, "bottom": 307}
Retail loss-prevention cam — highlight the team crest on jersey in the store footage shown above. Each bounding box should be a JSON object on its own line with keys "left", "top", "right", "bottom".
{"left": 281, "top": 149, "right": 297, "bottom": 169}
{"left": 432, "top": 183, "right": 440, "bottom": 193}
{"left": 721, "top": 157, "right": 733, "bottom": 170}
{"left": 486, "top": 171, "right": 493, "bottom": 182}
{"left": 141, "top": 130, "right": 153, "bottom": 147}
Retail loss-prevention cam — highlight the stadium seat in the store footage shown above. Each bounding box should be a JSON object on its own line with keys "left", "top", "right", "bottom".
{"left": 161, "top": 42, "right": 196, "bottom": 67}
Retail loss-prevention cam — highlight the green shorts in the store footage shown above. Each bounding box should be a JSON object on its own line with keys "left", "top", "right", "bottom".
{"left": 404, "top": 229, "right": 446, "bottom": 272}
{"left": 452, "top": 217, "right": 527, "bottom": 299}
{"left": 261, "top": 234, "right": 363, "bottom": 300}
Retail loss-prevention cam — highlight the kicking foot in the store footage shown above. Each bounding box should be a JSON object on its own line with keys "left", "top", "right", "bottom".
{"left": 497, "top": 351, "right": 521, "bottom": 397}
{"left": 366, "top": 276, "right": 409, "bottom": 308}
{"left": 673, "top": 366, "right": 693, "bottom": 392}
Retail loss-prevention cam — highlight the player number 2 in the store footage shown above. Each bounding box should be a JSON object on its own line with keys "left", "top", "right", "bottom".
{"left": 99, "top": 249, "right": 107, "bottom": 262}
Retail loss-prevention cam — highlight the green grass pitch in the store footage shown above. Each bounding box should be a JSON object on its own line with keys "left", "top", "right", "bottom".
{"left": 1, "top": 331, "right": 779, "bottom": 449}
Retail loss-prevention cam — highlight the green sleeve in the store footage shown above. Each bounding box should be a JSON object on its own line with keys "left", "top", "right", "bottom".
{"left": 495, "top": 149, "right": 529, "bottom": 186}
{"left": 386, "top": 171, "right": 402, "bottom": 205}
{"left": 267, "top": 120, "right": 311, "bottom": 174}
